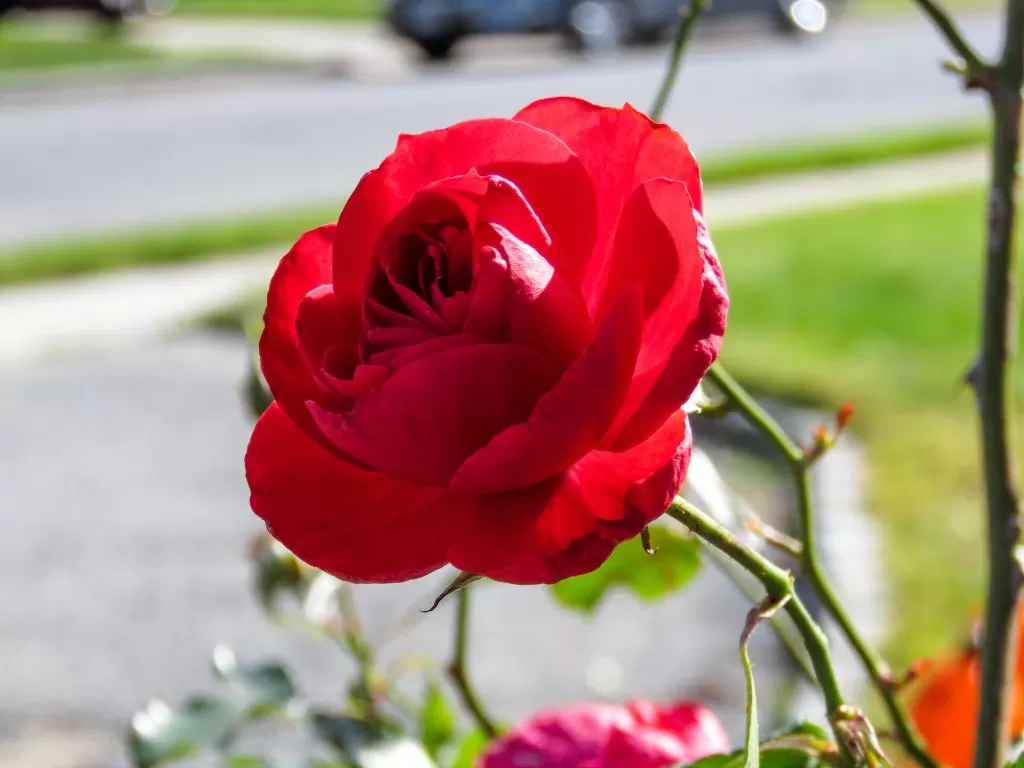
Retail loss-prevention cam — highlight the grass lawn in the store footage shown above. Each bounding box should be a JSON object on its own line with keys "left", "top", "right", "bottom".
{"left": 0, "top": 205, "right": 337, "bottom": 285}
{"left": 0, "top": 28, "right": 161, "bottom": 70}
{"left": 171, "top": 0, "right": 379, "bottom": 19}
{"left": 699, "top": 122, "right": 986, "bottom": 186}
{"left": 713, "top": 186, "right": 1013, "bottom": 668}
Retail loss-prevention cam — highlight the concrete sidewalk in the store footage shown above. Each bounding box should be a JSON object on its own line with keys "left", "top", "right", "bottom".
{"left": 131, "top": 17, "right": 577, "bottom": 81}
{"left": 0, "top": 149, "right": 987, "bottom": 365}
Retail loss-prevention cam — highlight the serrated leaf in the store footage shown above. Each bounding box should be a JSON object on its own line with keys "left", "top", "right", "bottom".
{"left": 550, "top": 524, "right": 701, "bottom": 613}
{"left": 128, "top": 696, "right": 241, "bottom": 767}
{"left": 419, "top": 682, "right": 456, "bottom": 759}
{"left": 310, "top": 714, "right": 436, "bottom": 768}
{"left": 451, "top": 730, "right": 489, "bottom": 768}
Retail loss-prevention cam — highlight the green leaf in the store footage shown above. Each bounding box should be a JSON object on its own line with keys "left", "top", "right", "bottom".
{"left": 212, "top": 647, "right": 297, "bottom": 715}
{"left": 310, "top": 714, "right": 436, "bottom": 768}
{"left": 419, "top": 682, "right": 456, "bottom": 759}
{"left": 128, "top": 696, "right": 242, "bottom": 767}
{"left": 450, "top": 730, "right": 489, "bottom": 768}
{"left": 675, "top": 723, "right": 837, "bottom": 768}
{"left": 251, "top": 537, "right": 307, "bottom": 614}
{"left": 550, "top": 524, "right": 701, "bottom": 613}
{"left": 127, "top": 650, "right": 299, "bottom": 768}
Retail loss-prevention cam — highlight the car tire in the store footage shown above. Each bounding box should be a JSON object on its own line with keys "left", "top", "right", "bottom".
{"left": 415, "top": 33, "right": 460, "bottom": 61}
{"left": 565, "top": 0, "right": 629, "bottom": 54}
{"left": 93, "top": 2, "right": 128, "bottom": 23}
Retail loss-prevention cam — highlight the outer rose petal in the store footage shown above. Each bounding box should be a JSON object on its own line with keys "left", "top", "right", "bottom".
{"left": 451, "top": 287, "right": 643, "bottom": 495}
{"left": 514, "top": 97, "right": 703, "bottom": 307}
{"left": 260, "top": 225, "right": 357, "bottom": 439}
{"left": 311, "top": 343, "right": 557, "bottom": 487}
{"left": 333, "top": 118, "right": 597, "bottom": 308}
{"left": 245, "top": 403, "right": 450, "bottom": 583}
{"left": 448, "top": 409, "right": 691, "bottom": 584}
{"left": 610, "top": 212, "right": 728, "bottom": 450}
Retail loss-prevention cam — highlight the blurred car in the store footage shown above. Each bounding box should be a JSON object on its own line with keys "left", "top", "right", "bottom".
{"left": 387, "top": 0, "right": 834, "bottom": 60}
{"left": 0, "top": 0, "right": 172, "bottom": 22}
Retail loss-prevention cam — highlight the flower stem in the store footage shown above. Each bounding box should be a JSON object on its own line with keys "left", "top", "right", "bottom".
{"left": 649, "top": 0, "right": 710, "bottom": 122}
{"left": 447, "top": 587, "right": 499, "bottom": 739}
{"left": 337, "top": 585, "right": 384, "bottom": 726}
{"left": 705, "top": 363, "right": 939, "bottom": 768}
{"left": 666, "top": 499, "right": 848, "bottom": 736}
{"left": 970, "top": 1, "right": 1024, "bottom": 765}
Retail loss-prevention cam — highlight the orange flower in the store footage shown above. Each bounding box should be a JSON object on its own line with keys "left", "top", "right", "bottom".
{"left": 909, "top": 610, "right": 1024, "bottom": 768}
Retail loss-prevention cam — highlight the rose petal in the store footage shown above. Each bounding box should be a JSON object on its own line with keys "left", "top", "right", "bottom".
{"left": 260, "top": 225, "right": 359, "bottom": 440}
{"left": 494, "top": 225, "right": 594, "bottom": 368}
{"left": 451, "top": 287, "right": 642, "bottom": 495}
{"left": 514, "top": 97, "right": 703, "bottom": 308}
{"left": 481, "top": 703, "right": 634, "bottom": 768}
{"left": 609, "top": 213, "right": 727, "bottom": 450}
{"left": 295, "top": 284, "right": 350, "bottom": 372}
{"left": 593, "top": 179, "right": 703, "bottom": 323}
{"left": 246, "top": 403, "right": 450, "bottom": 583}
{"left": 448, "top": 410, "right": 691, "bottom": 584}
{"left": 311, "top": 343, "right": 557, "bottom": 487}
{"left": 333, "top": 118, "right": 596, "bottom": 306}
{"left": 463, "top": 248, "right": 510, "bottom": 337}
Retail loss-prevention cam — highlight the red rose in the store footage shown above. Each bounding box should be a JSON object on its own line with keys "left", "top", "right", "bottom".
{"left": 245, "top": 97, "right": 727, "bottom": 585}
{"left": 481, "top": 700, "right": 731, "bottom": 768}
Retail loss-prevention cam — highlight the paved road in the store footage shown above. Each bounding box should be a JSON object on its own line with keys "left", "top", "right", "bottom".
{"left": 0, "top": 13, "right": 1000, "bottom": 246}
{"left": 0, "top": 334, "right": 790, "bottom": 767}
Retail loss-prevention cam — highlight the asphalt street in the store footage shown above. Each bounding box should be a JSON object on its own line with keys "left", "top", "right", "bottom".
{"left": 0, "top": 12, "right": 1000, "bottom": 246}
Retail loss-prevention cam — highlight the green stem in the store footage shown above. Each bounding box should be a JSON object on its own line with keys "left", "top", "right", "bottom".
{"left": 447, "top": 587, "right": 499, "bottom": 739}
{"left": 666, "top": 500, "right": 848, "bottom": 735}
{"left": 706, "top": 364, "right": 804, "bottom": 464}
{"left": 702, "top": 543, "right": 818, "bottom": 682}
{"left": 337, "top": 585, "right": 383, "bottom": 726}
{"left": 971, "top": 1, "right": 1024, "bottom": 766}
{"left": 706, "top": 362, "right": 939, "bottom": 768}
{"left": 649, "top": 0, "right": 709, "bottom": 122}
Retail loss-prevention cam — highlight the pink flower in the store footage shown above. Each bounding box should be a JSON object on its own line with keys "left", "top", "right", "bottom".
{"left": 481, "top": 700, "right": 730, "bottom": 768}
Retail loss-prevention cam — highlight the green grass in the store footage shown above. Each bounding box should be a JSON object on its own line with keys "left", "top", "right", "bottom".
{"left": 0, "top": 29, "right": 161, "bottom": 70}
{"left": 171, "top": 0, "right": 379, "bottom": 19}
{"left": 0, "top": 205, "right": 337, "bottom": 286}
{"left": 713, "top": 186, "right": 1018, "bottom": 668}
{"left": 699, "top": 122, "right": 988, "bottom": 186}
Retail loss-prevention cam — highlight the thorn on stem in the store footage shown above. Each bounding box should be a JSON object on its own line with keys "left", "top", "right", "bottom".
{"left": 423, "top": 571, "right": 482, "bottom": 613}
{"left": 745, "top": 514, "right": 804, "bottom": 557}
{"left": 640, "top": 526, "right": 657, "bottom": 555}
{"left": 965, "top": 357, "right": 983, "bottom": 394}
